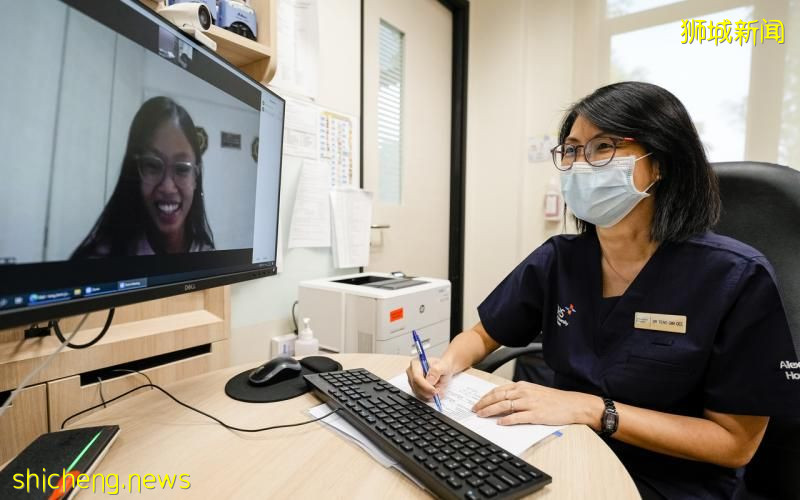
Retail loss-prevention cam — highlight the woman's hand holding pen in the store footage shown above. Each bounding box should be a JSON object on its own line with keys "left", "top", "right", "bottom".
{"left": 407, "top": 357, "right": 455, "bottom": 402}
{"left": 472, "top": 381, "right": 604, "bottom": 429}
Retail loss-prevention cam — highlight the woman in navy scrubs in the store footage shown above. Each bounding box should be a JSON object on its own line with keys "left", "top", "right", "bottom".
{"left": 407, "top": 82, "right": 800, "bottom": 498}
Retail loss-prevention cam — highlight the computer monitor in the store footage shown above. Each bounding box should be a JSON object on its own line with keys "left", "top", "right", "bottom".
{"left": 0, "top": 0, "right": 284, "bottom": 329}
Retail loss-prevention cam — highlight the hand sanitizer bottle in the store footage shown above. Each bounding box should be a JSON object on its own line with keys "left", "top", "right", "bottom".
{"left": 294, "top": 317, "right": 319, "bottom": 357}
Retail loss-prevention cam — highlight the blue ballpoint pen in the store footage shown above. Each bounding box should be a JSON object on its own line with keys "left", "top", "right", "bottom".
{"left": 412, "top": 329, "right": 443, "bottom": 412}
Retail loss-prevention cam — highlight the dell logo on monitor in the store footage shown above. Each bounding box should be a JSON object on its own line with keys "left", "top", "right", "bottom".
{"left": 184, "top": 284, "right": 197, "bottom": 291}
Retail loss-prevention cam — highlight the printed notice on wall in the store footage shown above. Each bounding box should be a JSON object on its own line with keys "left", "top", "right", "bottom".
{"left": 330, "top": 188, "right": 372, "bottom": 268}
{"left": 320, "top": 110, "right": 356, "bottom": 187}
{"left": 288, "top": 160, "right": 330, "bottom": 248}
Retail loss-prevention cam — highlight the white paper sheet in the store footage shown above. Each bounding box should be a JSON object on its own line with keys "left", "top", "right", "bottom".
{"left": 330, "top": 188, "right": 372, "bottom": 268}
{"left": 283, "top": 98, "right": 319, "bottom": 159}
{"left": 272, "top": 0, "right": 319, "bottom": 100}
{"left": 288, "top": 160, "right": 331, "bottom": 248}
{"left": 388, "top": 372, "right": 563, "bottom": 456}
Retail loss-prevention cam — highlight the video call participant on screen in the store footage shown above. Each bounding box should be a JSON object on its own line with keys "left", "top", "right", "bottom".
{"left": 407, "top": 82, "right": 800, "bottom": 498}
{"left": 73, "top": 96, "right": 214, "bottom": 258}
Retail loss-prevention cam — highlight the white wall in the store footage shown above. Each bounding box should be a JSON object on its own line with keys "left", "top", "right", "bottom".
{"left": 229, "top": 0, "right": 362, "bottom": 365}
{"left": 463, "top": 0, "right": 578, "bottom": 329}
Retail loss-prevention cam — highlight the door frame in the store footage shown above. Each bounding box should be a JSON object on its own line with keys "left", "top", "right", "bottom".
{"left": 360, "top": 0, "right": 469, "bottom": 337}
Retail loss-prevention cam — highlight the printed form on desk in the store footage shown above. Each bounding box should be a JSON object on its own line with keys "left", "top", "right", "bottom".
{"left": 308, "top": 371, "right": 562, "bottom": 475}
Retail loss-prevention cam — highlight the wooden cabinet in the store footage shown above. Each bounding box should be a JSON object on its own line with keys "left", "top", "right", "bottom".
{"left": 141, "top": 0, "right": 278, "bottom": 84}
{"left": 0, "top": 286, "right": 232, "bottom": 464}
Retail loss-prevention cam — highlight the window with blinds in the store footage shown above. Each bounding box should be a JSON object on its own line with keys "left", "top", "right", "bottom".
{"left": 378, "top": 20, "right": 404, "bottom": 204}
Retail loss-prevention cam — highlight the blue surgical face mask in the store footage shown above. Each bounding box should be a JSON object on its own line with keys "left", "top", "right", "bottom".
{"left": 560, "top": 153, "right": 655, "bottom": 228}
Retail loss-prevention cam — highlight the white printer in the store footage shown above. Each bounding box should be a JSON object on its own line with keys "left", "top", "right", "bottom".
{"left": 297, "top": 273, "right": 451, "bottom": 357}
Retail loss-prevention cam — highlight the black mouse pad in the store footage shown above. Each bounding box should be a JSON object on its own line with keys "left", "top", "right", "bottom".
{"left": 224, "top": 356, "right": 342, "bottom": 403}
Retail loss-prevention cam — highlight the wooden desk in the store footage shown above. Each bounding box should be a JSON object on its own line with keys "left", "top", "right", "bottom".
{"left": 73, "top": 354, "right": 639, "bottom": 498}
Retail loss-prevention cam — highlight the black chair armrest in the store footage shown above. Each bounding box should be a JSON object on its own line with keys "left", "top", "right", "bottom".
{"left": 473, "top": 343, "right": 543, "bottom": 373}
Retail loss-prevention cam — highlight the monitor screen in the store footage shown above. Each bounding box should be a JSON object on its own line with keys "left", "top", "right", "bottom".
{"left": 0, "top": 0, "right": 284, "bottom": 328}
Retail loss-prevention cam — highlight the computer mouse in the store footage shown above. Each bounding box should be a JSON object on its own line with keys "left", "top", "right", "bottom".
{"left": 248, "top": 356, "right": 303, "bottom": 386}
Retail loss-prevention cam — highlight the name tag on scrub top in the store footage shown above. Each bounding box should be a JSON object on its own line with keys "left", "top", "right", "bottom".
{"left": 634, "top": 312, "right": 687, "bottom": 334}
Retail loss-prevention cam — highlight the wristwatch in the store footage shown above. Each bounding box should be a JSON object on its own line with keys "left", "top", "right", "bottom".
{"left": 599, "top": 398, "right": 619, "bottom": 437}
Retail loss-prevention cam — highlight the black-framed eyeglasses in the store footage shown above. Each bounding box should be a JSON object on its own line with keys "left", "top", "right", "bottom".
{"left": 134, "top": 154, "right": 198, "bottom": 187}
{"left": 550, "top": 136, "right": 637, "bottom": 171}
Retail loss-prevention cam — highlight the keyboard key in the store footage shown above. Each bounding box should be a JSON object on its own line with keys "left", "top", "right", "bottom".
{"left": 453, "top": 453, "right": 467, "bottom": 462}
{"left": 479, "top": 485, "right": 498, "bottom": 497}
{"left": 425, "top": 446, "right": 438, "bottom": 455}
{"left": 500, "top": 461, "right": 531, "bottom": 482}
{"left": 464, "top": 489, "right": 481, "bottom": 500}
{"left": 426, "top": 460, "right": 439, "bottom": 470}
{"left": 434, "top": 453, "right": 449, "bottom": 462}
{"left": 414, "top": 452, "right": 428, "bottom": 462}
{"left": 511, "top": 459, "right": 526, "bottom": 468}
{"left": 467, "top": 477, "right": 484, "bottom": 488}
{"left": 477, "top": 448, "right": 491, "bottom": 457}
{"left": 401, "top": 443, "right": 414, "bottom": 452}
{"left": 475, "top": 469, "right": 489, "bottom": 479}
{"left": 496, "top": 471, "right": 519, "bottom": 487}
{"left": 484, "top": 464, "right": 498, "bottom": 472}
{"left": 455, "top": 468, "right": 470, "bottom": 479}
{"left": 436, "top": 469, "right": 449, "bottom": 479}
{"left": 444, "top": 460, "right": 460, "bottom": 470}
{"left": 485, "top": 476, "right": 509, "bottom": 492}
{"left": 446, "top": 477, "right": 463, "bottom": 489}
{"left": 463, "top": 460, "right": 477, "bottom": 470}
{"left": 457, "top": 435, "right": 470, "bottom": 443}
{"left": 467, "top": 441, "right": 481, "bottom": 450}
{"left": 498, "top": 451, "right": 511, "bottom": 461}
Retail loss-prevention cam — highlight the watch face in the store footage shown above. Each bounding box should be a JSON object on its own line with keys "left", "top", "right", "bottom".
{"left": 604, "top": 414, "right": 615, "bottom": 428}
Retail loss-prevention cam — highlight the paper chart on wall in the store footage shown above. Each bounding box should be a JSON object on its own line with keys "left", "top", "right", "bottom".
{"left": 271, "top": 0, "right": 320, "bottom": 100}
{"left": 288, "top": 160, "right": 331, "bottom": 248}
{"left": 330, "top": 187, "right": 372, "bottom": 268}
{"left": 283, "top": 98, "right": 319, "bottom": 159}
{"left": 319, "top": 109, "right": 357, "bottom": 187}
{"left": 280, "top": 97, "right": 359, "bottom": 189}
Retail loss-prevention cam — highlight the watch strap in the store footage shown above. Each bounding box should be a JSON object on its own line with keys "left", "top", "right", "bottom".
{"left": 599, "top": 398, "right": 618, "bottom": 437}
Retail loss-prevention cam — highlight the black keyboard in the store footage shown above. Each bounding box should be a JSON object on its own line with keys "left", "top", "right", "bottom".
{"left": 305, "top": 368, "right": 551, "bottom": 499}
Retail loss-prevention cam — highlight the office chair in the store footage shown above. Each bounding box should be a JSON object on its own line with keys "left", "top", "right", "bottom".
{"left": 474, "top": 161, "right": 800, "bottom": 498}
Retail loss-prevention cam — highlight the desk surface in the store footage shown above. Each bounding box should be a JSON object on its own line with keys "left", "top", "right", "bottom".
{"left": 74, "top": 354, "right": 639, "bottom": 498}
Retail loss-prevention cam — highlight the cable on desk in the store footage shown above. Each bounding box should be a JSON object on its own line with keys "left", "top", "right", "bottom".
{"left": 61, "top": 382, "right": 341, "bottom": 432}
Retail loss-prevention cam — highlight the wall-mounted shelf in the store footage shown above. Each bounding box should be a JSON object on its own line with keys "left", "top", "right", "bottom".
{"left": 141, "top": 0, "right": 277, "bottom": 84}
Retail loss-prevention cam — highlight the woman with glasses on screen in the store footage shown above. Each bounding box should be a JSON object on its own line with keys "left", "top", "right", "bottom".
{"left": 407, "top": 82, "right": 800, "bottom": 498}
{"left": 73, "top": 96, "right": 214, "bottom": 258}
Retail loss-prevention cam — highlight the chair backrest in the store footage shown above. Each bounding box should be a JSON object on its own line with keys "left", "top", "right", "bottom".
{"left": 713, "top": 162, "right": 800, "bottom": 354}
{"left": 712, "top": 162, "right": 800, "bottom": 499}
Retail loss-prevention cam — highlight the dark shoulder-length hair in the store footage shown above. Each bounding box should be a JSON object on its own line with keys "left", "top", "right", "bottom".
{"left": 72, "top": 96, "right": 214, "bottom": 258}
{"left": 558, "top": 81, "right": 720, "bottom": 242}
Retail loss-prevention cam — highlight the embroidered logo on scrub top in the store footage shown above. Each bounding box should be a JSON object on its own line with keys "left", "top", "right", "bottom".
{"left": 556, "top": 304, "right": 576, "bottom": 327}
